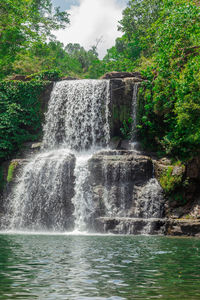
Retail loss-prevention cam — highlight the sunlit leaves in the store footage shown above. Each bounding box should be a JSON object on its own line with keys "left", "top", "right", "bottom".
{"left": 0, "top": 0, "right": 69, "bottom": 78}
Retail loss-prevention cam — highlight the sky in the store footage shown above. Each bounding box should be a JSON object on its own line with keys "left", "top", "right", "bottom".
{"left": 52, "top": 0, "right": 128, "bottom": 58}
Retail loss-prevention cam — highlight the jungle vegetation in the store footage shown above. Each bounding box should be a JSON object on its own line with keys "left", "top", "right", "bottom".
{"left": 0, "top": 0, "right": 200, "bottom": 163}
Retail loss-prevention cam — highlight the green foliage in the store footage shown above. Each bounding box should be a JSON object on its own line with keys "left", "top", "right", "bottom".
{"left": 120, "top": 117, "right": 133, "bottom": 140}
{"left": 4, "top": 39, "right": 100, "bottom": 79}
{"left": 89, "top": 0, "right": 162, "bottom": 77}
{"left": 159, "top": 166, "right": 183, "bottom": 194}
{"left": 12, "top": 41, "right": 83, "bottom": 77}
{"left": 103, "top": 0, "right": 200, "bottom": 160}
{"left": 0, "top": 0, "right": 69, "bottom": 78}
{"left": 27, "top": 69, "right": 62, "bottom": 81}
{"left": 134, "top": 0, "right": 200, "bottom": 160}
{"left": 7, "top": 161, "right": 18, "bottom": 183}
{"left": 0, "top": 80, "right": 48, "bottom": 161}
{"left": 119, "top": 0, "right": 162, "bottom": 56}
{"left": 65, "top": 43, "right": 98, "bottom": 73}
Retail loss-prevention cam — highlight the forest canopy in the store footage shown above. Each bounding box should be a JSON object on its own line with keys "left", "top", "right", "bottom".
{"left": 0, "top": 0, "right": 200, "bottom": 161}
{"left": 0, "top": 0, "right": 69, "bottom": 78}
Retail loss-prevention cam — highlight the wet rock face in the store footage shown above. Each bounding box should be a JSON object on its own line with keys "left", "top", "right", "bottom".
{"left": 96, "top": 217, "right": 167, "bottom": 235}
{"left": 87, "top": 150, "right": 165, "bottom": 233}
{"left": 109, "top": 78, "right": 141, "bottom": 137}
{"left": 2, "top": 151, "right": 76, "bottom": 231}
{"left": 89, "top": 150, "right": 153, "bottom": 186}
{"left": 167, "top": 219, "right": 200, "bottom": 237}
{"left": 187, "top": 156, "right": 200, "bottom": 179}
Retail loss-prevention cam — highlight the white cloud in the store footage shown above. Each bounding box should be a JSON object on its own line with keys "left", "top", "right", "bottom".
{"left": 54, "top": 0, "right": 126, "bottom": 59}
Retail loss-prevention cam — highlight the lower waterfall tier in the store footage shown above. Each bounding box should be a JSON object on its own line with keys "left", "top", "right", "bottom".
{"left": 87, "top": 150, "right": 165, "bottom": 234}
{"left": 2, "top": 150, "right": 76, "bottom": 231}
{"left": 2, "top": 150, "right": 165, "bottom": 234}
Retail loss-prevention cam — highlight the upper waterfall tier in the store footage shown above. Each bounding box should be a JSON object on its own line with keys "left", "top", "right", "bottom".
{"left": 42, "top": 80, "right": 110, "bottom": 151}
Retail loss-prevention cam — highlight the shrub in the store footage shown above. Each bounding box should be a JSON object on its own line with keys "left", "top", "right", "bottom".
{"left": 0, "top": 80, "right": 49, "bottom": 161}
{"left": 159, "top": 166, "right": 183, "bottom": 194}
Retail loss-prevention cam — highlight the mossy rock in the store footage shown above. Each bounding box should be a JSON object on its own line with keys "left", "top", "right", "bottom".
{"left": 159, "top": 166, "right": 184, "bottom": 193}
{"left": 7, "top": 160, "right": 19, "bottom": 183}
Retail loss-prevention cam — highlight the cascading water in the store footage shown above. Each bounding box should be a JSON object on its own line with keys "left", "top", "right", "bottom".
{"left": 131, "top": 82, "right": 140, "bottom": 152}
{"left": 71, "top": 154, "right": 95, "bottom": 232}
{"left": 2, "top": 78, "right": 165, "bottom": 234}
{"left": 4, "top": 150, "right": 75, "bottom": 231}
{"left": 42, "top": 80, "right": 110, "bottom": 151}
{"left": 132, "top": 82, "right": 139, "bottom": 141}
{"left": 3, "top": 80, "right": 110, "bottom": 232}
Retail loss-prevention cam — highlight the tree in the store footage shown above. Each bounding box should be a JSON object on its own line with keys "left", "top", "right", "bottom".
{"left": 137, "top": 0, "right": 200, "bottom": 158}
{"left": 0, "top": 0, "right": 69, "bottom": 78}
{"left": 118, "top": 0, "right": 162, "bottom": 58}
{"left": 13, "top": 41, "right": 83, "bottom": 76}
{"left": 65, "top": 43, "right": 98, "bottom": 72}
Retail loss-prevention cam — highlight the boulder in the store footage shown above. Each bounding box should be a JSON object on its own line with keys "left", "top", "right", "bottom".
{"left": 31, "top": 142, "right": 42, "bottom": 149}
{"left": 153, "top": 158, "right": 173, "bottom": 178}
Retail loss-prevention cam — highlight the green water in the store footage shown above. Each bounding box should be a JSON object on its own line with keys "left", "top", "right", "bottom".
{"left": 0, "top": 234, "right": 200, "bottom": 299}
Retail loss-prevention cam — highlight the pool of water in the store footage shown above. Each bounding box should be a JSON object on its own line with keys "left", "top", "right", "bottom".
{"left": 0, "top": 234, "right": 199, "bottom": 299}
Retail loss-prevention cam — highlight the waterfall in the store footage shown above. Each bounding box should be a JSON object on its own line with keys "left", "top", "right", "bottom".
{"left": 3, "top": 80, "right": 110, "bottom": 232}
{"left": 2, "top": 78, "right": 165, "bottom": 235}
{"left": 131, "top": 83, "right": 140, "bottom": 151}
{"left": 132, "top": 83, "right": 139, "bottom": 139}
{"left": 42, "top": 80, "right": 110, "bottom": 151}
{"left": 3, "top": 150, "right": 75, "bottom": 231}
{"left": 71, "top": 154, "right": 95, "bottom": 232}
{"left": 101, "top": 154, "right": 164, "bottom": 219}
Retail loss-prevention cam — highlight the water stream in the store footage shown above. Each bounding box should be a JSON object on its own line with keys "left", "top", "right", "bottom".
{"left": 2, "top": 79, "right": 164, "bottom": 234}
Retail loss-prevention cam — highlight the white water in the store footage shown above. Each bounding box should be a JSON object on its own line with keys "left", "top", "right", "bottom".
{"left": 3, "top": 149, "right": 75, "bottom": 231}
{"left": 2, "top": 79, "right": 164, "bottom": 234}
{"left": 43, "top": 80, "right": 110, "bottom": 151}
{"left": 102, "top": 159, "right": 128, "bottom": 217}
{"left": 4, "top": 80, "right": 111, "bottom": 232}
{"left": 101, "top": 157, "right": 164, "bottom": 220}
{"left": 71, "top": 153, "right": 95, "bottom": 231}
{"left": 132, "top": 83, "right": 139, "bottom": 138}
{"left": 131, "top": 83, "right": 140, "bottom": 151}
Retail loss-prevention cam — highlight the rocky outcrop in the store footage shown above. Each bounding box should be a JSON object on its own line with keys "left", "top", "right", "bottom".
{"left": 87, "top": 150, "right": 165, "bottom": 234}
{"left": 187, "top": 158, "right": 200, "bottom": 178}
{"left": 96, "top": 217, "right": 167, "bottom": 235}
{"left": 166, "top": 219, "right": 200, "bottom": 237}
{"left": 39, "top": 82, "right": 54, "bottom": 116}
{"left": 109, "top": 77, "right": 141, "bottom": 137}
{"left": 154, "top": 156, "right": 200, "bottom": 215}
{"left": 101, "top": 71, "right": 143, "bottom": 80}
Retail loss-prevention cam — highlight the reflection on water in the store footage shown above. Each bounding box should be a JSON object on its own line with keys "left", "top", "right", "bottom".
{"left": 0, "top": 235, "right": 200, "bottom": 299}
